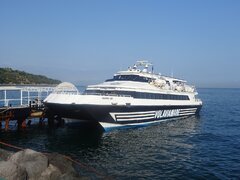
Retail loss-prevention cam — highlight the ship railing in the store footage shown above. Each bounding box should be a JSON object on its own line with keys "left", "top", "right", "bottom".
{"left": 84, "top": 92, "right": 131, "bottom": 98}
{"left": 53, "top": 91, "right": 80, "bottom": 95}
{"left": 195, "top": 98, "right": 202, "bottom": 102}
{"left": 106, "top": 94, "right": 131, "bottom": 97}
{"left": 181, "top": 85, "right": 196, "bottom": 93}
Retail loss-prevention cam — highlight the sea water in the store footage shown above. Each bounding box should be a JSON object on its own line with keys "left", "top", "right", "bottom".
{"left": 0, "top": 88, "right": 240, "bottom": 179}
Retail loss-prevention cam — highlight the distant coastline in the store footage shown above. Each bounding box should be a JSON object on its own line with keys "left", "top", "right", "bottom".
{"left": 0, "top": 67, "right": 61, "bottom": 85}
{"left": 0, "top": 84, "right": 58, "bottom": 87}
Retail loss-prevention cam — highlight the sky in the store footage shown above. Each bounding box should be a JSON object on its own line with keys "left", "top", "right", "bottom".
{"left": 0, "top": 0, "right": 240, "bottom": 88}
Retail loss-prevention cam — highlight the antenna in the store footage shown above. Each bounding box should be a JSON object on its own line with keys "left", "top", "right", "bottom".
{"left": 171, "top": 68, "right": 174, "bottom": 77}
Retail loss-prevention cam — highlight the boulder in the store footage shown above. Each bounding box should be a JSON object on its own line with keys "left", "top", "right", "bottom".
{"left": 47, "top": 153, "right": 78, "bottom": 175}
{"left": 0, "top": 160, "right": 27, "bottom": 180}
{"left": 0, "top": 148, "right": 13, "bottom": 161}
{"left": 60, "top": 173, "right": 86, "bottom": 180}
{"left": 9, "top": 149, "right": 48, "bottom": 179}
{"left": 38, "top": 164, "right": 62, "bottom": 180}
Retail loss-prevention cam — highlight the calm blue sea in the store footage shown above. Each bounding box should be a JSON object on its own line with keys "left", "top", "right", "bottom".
{"left": 0, "top": 88, "right": 240, "bottom": 179}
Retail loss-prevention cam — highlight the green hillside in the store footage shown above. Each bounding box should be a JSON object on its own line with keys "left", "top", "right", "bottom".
{"left": 0, "top": 67, "right": 61, "bottom": 85}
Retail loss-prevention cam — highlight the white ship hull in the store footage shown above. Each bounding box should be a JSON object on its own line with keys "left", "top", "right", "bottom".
{"left": 44, "top": 61, "right": 203, "bottom": 131}
{"left": 45, "top": 94, "right": 202, "bottom": 131}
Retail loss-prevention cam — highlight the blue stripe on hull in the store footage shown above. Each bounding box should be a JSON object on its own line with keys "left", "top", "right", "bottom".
{"left": 100, "top": 115, "right": 195, "bottom": 132}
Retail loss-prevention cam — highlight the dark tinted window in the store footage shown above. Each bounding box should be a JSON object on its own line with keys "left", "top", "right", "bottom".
{"left": 84, "top": 90, "right": 189, "bottom": 100}
{"left": 106, "top": 75, "right": 152, "bottom": 83}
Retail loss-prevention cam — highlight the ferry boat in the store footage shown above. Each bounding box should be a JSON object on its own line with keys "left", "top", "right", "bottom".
{"left": 44, "top": 61, "right": 202, "bottom": 131}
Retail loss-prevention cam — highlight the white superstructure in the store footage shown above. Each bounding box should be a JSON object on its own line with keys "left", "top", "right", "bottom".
{"left": 44, "top": 61, "right": 202, "bottom": 131}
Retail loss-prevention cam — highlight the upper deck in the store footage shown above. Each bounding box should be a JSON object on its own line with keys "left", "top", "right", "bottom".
{"left": 89, "top": 61, "right": 196, "bottom": 94}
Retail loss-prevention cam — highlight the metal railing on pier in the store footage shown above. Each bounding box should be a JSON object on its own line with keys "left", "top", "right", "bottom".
{"left": 0, "top": 86, "right": 55, "bottom": 107}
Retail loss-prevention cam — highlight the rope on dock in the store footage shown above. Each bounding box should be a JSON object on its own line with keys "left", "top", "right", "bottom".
{"left": 0, "top": 141, "right": 112, "bottom": 179}
{"left": 62, "top": 154, "right": 111, "bottom": 179}
{"left": 0, "top": 141, "right": 24, "bottom": 151}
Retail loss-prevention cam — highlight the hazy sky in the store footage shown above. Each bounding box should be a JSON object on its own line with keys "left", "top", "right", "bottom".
{"left": 1, "top": 0, "right": 240, "bottom": 87}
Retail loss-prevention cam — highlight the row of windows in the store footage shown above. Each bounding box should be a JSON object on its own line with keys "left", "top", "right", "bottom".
{"left": 84, "top": 90, "right": 189, "bottom": 100}
{"left": 105, "top": 75, "right": 152, "bottom": 83}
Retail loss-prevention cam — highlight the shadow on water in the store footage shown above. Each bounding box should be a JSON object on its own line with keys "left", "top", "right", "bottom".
{"left": 0, "top": 121, "right": 107, "bottom": 178}
{"left": 0, "top": 121, "right": 104, "bottom": 152}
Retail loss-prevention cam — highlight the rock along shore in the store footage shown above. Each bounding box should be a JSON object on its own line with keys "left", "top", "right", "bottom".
{"left": 0, "top": 148, "right": 86, "bottom": 180}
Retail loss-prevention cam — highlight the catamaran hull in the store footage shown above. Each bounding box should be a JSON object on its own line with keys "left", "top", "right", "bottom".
{"left": 45, "top": 103, "right": 202, "bottom": 131}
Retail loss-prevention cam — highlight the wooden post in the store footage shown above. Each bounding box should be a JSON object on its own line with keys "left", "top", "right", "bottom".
{"left": 21, "top": 119, "right": 27, "bottom": 128}
{"left": 17, "top": 119, "right": 21, "bottom": 130}
{"left": 48, "top": 115, "right": 54, "bottom": 128}
{"left": 5, "top": 118, "right": 10, "bottom": 131}
{"left": 56, "top": 116, "right": 64, "bottom": 127}
{"left": 27, "top": 119, "right": 32, "bottom": 126}
{"left": 17, "top": 119, "right": 27, "bottom": 129}
{"left": 39, "top": 117, "right": 44, "bottom": 127}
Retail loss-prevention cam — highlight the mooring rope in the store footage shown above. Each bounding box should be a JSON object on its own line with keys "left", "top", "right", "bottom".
{"left": 62, "top": 154, "right": 110, "bottom": 178}
{"left": 0, "top": 141, "right": 112, "bottom": 179}
{"left": 0, "top": 141, "right": 24, "bottom": 151}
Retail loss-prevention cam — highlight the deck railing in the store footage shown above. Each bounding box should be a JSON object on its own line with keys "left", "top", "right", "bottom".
{"left": 0, "top": 86, "right": 55, "bottom": 107}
